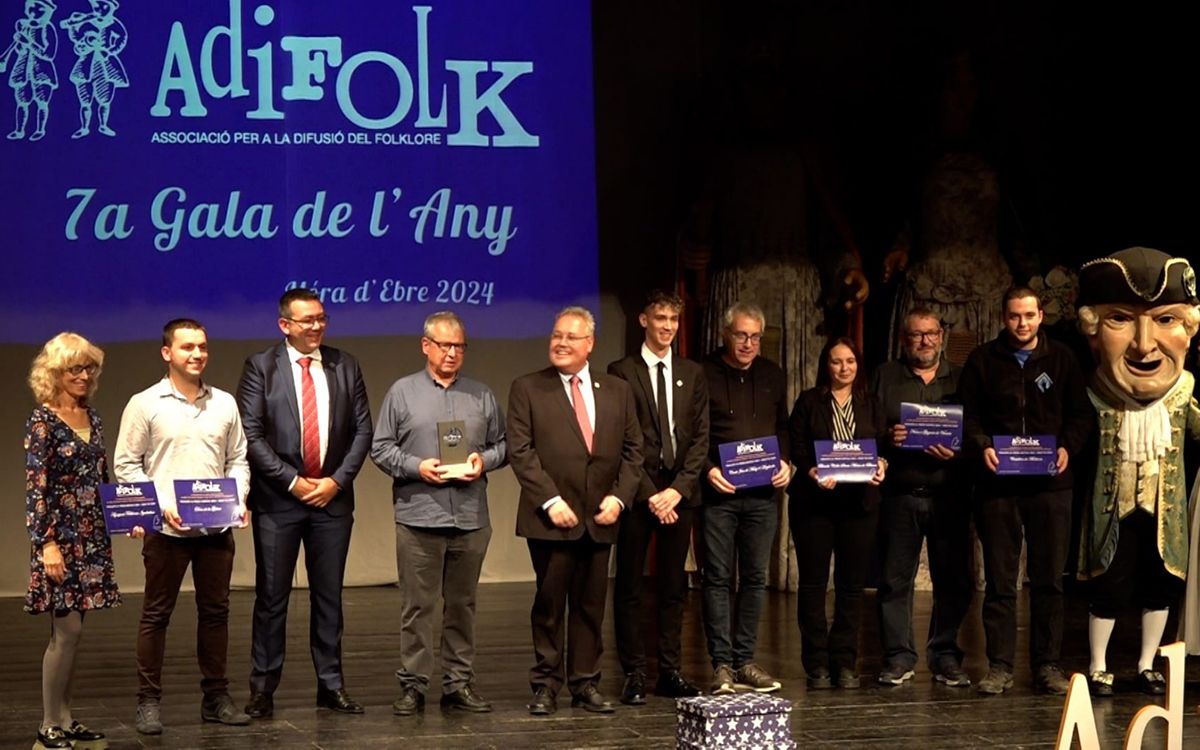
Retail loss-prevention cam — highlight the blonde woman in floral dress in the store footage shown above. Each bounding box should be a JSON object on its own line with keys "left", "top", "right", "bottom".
{"left": 25, "top": 332, "right": 120, "bottom": 750}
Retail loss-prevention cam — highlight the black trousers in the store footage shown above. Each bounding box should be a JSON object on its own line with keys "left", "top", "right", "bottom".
{"left": 792, "top": 501, "right": 879, "bottom": 675}
{"left": 1088, "top": 510, "right": 1184, "bottom": 617}
{"left": 975, "top": 488, "right": 1071, "bottom": 671}
{"left": 249, "top": 505, "right": 353, "bottom": 695}
{"left": 527, "top": 537, "right": 611, "bottom": 696}
{"left": 613, "top": 488, "right": 694, "bottom": 675}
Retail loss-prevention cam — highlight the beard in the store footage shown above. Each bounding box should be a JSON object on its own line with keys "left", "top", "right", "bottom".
{"left": 905, "top": 349, "right": 939, "bottom": 369}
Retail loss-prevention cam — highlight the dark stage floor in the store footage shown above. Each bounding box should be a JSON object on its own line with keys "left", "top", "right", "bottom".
{"left": 2, "top": 582, "right": 1198, "bottom": 749}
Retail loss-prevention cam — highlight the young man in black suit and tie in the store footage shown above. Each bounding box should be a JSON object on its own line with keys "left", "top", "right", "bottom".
{"left": 236, "top": 289, "right": 373, "bottom": 717}
{"left": 507, "top": 306, "right": 643, "bottom": 715}
{"left": 607, "top": 290, "right": 709, "bottom": 703}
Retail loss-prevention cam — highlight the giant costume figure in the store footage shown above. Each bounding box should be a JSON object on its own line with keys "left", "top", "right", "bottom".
{"left": 1075, "top": 247, "right": 1200, "bottom": 696}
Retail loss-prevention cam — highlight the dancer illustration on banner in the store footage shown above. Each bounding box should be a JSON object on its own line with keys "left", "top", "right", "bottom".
{"left": 0, "top": 0, "right": 59, "bottom": 142}
{"left": 61, "top": 0, "right": 126, "bottom": 138}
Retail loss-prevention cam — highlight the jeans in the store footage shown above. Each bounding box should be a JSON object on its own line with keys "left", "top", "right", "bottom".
{"left": 701, "top": 495, "right": 778, "bottom": 668}
{"left": 876, "top": 491, "right": 972, "bottom": 672}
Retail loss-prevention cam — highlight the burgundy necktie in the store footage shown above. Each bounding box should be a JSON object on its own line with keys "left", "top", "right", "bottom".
{"left": 570, "top": 375, "right": 593, "bottom": 453}
{"left": 299, "top": 357, "right": 321, "bottom": 477}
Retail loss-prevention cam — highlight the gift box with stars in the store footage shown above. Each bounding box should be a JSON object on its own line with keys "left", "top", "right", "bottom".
{"left": 675, "top": 693, "right": 794, "bottom": 749}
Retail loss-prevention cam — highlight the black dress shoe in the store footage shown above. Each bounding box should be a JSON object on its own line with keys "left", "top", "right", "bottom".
{"left": 620, "top": 671, "right": 647, "bottom": 705}
{"left": 63, "top": 721, "right": 107, "bottom": 743}
{"left": 571, "top": 685, "right": 615, "bottom": 714}
{"left": 35, "top": 726, "right": 72, "bottom": 749}
{"left": 392, "top": 687, "right": 425, "bottom": 716}
{"left": 245, "top": 692, "right": 274, "bottom": 718}
{"left": 441, "top": 685, "right": 492, "bottom": 713}
{"left": 317, "top": 687, "right": 365, "bottom": 714}
{"left": 656, "top": 670, "right": 702, "bottom": 698}
{"left": 527, "top": 687, "right": 557, "bottom": 716}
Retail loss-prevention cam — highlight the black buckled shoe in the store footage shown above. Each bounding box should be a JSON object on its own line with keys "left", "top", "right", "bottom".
{"left": 620, "top": 671, "right": 647, "bottom": 705}
{"left": 317, "top": 687, "right": 365, "bottom": 714}
{"left": 62, "top": 721, "right": 106, "bottom": 748}
{"left": 245, "top": 692, "right": 274, "bottom": 719}
{"left": 35, "top": 726, "right": 72, "bottom": 749}
{"left": 527, "top": 687, "right": 557, "bottom": 716}
{"left": 440, "top": 685, "right": 492, "bottom": 713}
{"left": 656, "top": 670, "right": 701, "bottom": 698}
{"left": 1136, "top": 669, "right": 1166, "bottom": 696}
{"left": 571, "top": 685, "right": 615, "bottom": 714}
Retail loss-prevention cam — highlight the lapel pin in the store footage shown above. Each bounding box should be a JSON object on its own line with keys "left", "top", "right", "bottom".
{"left": 676, "top": 379, "right": 683, "bottom": 387}
{"left": 594, "top": 381, "right": 600, "bottom": 389}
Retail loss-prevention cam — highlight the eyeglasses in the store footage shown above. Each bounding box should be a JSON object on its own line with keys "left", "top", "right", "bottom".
{"left": 286, "top": 315, "right": 329, "bottom": 329}
{"left": 550, "top": 333, "right": 592, "bottom": 344}
{"left": 904, "top": 330, "right": 943, "bottom": 343}
{"left": 65, "top": 364, "right": 99, "bottom": 376}
{"left": 730, "top": 332, "right": 762, "bottom": 345}
{"left": 427, "top": 339, "right": 467, "bottom": 353}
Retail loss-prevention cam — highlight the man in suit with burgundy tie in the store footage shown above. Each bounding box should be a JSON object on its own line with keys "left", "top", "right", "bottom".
{"left": 236, "top": 289, "right": 373, "bottom": 717}
{"left": 508, "top": 306, "right": 643, "bottom": 715}
{"left": 607, "top": 290, "right": 709, "bottom": 703}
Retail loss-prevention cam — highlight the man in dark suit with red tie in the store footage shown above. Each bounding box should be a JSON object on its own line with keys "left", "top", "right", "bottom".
{"left": 236, "top": 289, "right": 373, "bottom": 717}
{"left": 508, "top": 306, "right": 643, "bottom": 715}
{"left": 607, "top": 290, "right": 709, "bottom": 703}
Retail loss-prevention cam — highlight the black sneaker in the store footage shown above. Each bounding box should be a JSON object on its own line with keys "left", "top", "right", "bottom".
{"left": 976, "top": 666, "right": 1013, "bottom": 695}
{"left": 201, "top": 693, "right": 252, "bottom": 725}
{"left": 806, "top": 666, "right": 833, "bottom": 690}
{"left": 878, "top": 665, "right": 915, "bottom": 686}
{"left": 932, "top": 663, "right": 971, "bottom": 688}
{"left": 1034, "top": 664, "right": 1069, "bottom": 696}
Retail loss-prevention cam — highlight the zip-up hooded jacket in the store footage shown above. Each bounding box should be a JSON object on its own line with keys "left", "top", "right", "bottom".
{"left": 702, "top": 348, "right": 791, "bottom": 500}
{"left": 959, "top": 332, "right": 1094, "bottom": 491}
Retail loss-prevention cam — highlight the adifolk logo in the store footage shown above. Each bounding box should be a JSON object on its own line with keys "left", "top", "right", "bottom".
{"left": 191, "top": 480, "right": 223, "bottom": 492}
{"left": 915, "top": 405, "right": 947, "bottom": 418}
{"left": 151, "top": 2, "right": 540, "bottom": 147}
{"left": 1011, "top": 437, "right": 1042, "bottom": 447}
{"left": 833, "top": 441, "right": 861, "bottom": 451}
{"left": 736, "top": 441, "right": 764, "bottom": 455}
{"left": 115, "top": 484, "right": 145, "bottom": 497}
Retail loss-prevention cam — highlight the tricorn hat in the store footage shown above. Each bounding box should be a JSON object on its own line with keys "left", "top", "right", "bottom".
{"left": 1077, "top": 246, "right": 1197, "bottom": 307}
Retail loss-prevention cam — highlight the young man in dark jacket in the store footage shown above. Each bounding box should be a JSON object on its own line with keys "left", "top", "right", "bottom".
{"left": 700, "top": 302, "right": 792, "bottom": 694}
{"left": 960, "top": 287, "right": 1094, "bottom": 696}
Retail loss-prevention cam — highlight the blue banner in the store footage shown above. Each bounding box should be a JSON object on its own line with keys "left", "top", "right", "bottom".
{"left": 0, "top": 1, "right": 598, "bottom": 343}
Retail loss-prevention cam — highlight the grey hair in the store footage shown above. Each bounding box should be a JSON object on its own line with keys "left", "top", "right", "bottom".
{"left": 722, "top": 301, "right": 766, "bottom": 330}
{"left": 1078, "top": 304, "right": 1200, "bottom": 338}
{"left": 423, "top": 310, "right": 465, "bottom": 339}
{"left": 555, "top": 306, "right": 596, "bottom": 337}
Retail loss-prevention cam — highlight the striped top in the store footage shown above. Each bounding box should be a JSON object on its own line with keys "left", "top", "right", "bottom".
{"left": 831, "top": 395, "right": 855, "bottom": 440}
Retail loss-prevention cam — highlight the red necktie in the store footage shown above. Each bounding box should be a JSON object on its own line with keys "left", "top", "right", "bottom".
{"left": 570, "top": 375, "right": 593, "bottom": 453}
{"left": 299, "top": 356, "right": 321, "bottom": 477}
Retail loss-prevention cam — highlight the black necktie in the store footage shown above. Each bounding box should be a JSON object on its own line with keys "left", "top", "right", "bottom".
{"left": 656, "top": 362, "right": 675, "bottom": 469}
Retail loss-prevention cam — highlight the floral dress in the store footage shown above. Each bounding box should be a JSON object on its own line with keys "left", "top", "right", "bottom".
{"left": 24, "top": 404, "right": 121, "bottom": 614}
